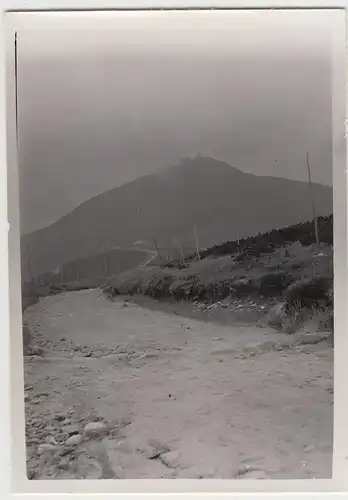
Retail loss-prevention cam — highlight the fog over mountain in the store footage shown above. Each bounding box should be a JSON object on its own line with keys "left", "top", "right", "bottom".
{"left": 17, "top": 10, "right": 333, "bottom": 235}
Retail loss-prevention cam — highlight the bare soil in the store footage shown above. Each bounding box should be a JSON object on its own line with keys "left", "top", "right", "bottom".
{"left": 23, "top": 288, "right": 333, "bottom": 480}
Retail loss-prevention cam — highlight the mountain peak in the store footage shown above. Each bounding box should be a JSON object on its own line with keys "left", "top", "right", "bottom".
{"left": 163, "top": 155, "right": 244, "bottom": 179}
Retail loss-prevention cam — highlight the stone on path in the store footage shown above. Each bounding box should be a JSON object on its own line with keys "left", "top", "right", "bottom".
{"left": 62, "top": 424, "right": 80, "bottom": 436}
{"left": 37, "top": 443, "right": 59, "bottom": 454}
{"left": 84, "top": 421, "right": 108, "bottom": 438}
{"left": 160, "top": 450, "right": 181, "bottom": 468}
{"left": 65, "top": 434, "right": 83, "bottom": 446}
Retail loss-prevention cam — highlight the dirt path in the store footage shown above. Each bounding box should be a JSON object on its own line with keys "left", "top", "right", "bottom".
{"left": 140, "top": 251, "right": 157, "bottom": 267}
{"left": 110, "top": 246, "right": 157, "bottom": 268}
{"left": 23, "top": 289, "right": 333, "bottom": 480}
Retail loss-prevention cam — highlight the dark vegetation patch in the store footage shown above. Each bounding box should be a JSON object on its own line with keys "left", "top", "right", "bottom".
{"left": 165, "top": 214, "right": 333, "bottom": 268}
{"left": 200, "top": 214, "right": 333, "bottom": 260}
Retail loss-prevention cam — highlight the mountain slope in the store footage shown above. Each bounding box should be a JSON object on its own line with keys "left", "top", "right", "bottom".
{"left": 21, "top": 157, "right": 332, "bottom": 280}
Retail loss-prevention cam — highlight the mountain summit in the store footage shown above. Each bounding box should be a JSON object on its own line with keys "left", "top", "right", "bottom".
{"left": 21, "top": 157, "right": 332, "bottom": 279}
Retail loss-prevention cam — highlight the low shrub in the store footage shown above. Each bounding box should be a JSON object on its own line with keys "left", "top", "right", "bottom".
{"left": 283, "top": 276, "right": 332, "bottom": 311}
{"left": 256, "top": 271, "right": 293, "bottom": 296}
{"left": 229, "top": 277, "right": 255, "bottom": 297}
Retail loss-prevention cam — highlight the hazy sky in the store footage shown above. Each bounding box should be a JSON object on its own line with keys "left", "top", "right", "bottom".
{"left": 17, "top": 10, "right": 334, "bottom": 234}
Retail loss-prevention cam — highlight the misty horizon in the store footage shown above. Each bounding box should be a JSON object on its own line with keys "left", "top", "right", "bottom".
{"left": 17, "top": 10, "right": 333, "bottom": 235}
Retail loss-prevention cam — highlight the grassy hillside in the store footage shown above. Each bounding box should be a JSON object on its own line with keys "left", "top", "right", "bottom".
{"left": 105, "top": 216, "right": 333, "bottom": 334}
{"left": 106, "top": 243, "right": 332, "bottom": 300}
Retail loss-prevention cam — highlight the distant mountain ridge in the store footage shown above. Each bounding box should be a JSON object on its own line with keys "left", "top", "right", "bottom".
{"left": 21, "top": 157, "right": 333, "bottom": 281}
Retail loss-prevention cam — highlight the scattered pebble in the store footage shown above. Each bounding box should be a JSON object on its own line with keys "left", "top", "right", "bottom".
{"left": 27, "top": 468, "right": 36, "bottom": 480}
{"left": 37, "top": 443, "right": 59, "bottom": 454}
{"left": 61, "top": 424, "right": 80, "bottom": 436}
{"left": 160, "top": 450, "right": 181, "bottom": 468}
{"left": 45, "top": 424, "right": 58, "bottom": 432}
{"left": 192, "top": 298, "right": 268, "bottom": 315}
{"left": 84, "top": 421, "right": 108, "bottom": 438}
{"left": 65, "top": 434, "right": 83, "bottom": 446}
{"left": 60, "top": 446, "right": 75, "bottom": 457}
{"left": 54, "top": 415, "right": 66, "bottom": 422}
{"left": 45, "top": 436, "right": 58, "bottom": 445}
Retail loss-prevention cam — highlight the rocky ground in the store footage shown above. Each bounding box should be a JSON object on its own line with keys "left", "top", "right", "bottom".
{"left": 23, "top": 289, "right": 333, "bottom": 480}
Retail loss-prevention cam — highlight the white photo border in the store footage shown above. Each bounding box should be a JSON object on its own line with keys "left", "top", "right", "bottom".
{"left": 0, "top": 2, "right": 347, "bottom": 499}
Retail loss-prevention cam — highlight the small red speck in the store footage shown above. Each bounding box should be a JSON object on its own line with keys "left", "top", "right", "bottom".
{"left": 168, "top": 394, "right": 172, "bottom": 398}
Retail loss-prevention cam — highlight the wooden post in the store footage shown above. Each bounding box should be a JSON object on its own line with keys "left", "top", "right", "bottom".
{"left": 178, "top": 243, "right": 186, "bottom": 265}
{"left": 153, "top": 237, "right": 162, "bottom": 262}
{"left": 306, "top": 151, "right": 320, "bottom": 246}
{"left": 103, "top": 254, "right": 108, "bottom": 276}
{"left": 193, "top": 223, "right": 201, "bottom": 260}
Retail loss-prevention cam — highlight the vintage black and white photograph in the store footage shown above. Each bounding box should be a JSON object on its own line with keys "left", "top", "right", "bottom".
{"left": 17, "top": 10, "right": 334, "bottom": 480}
